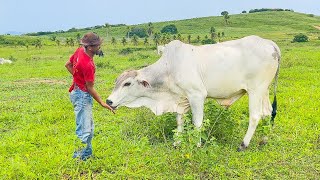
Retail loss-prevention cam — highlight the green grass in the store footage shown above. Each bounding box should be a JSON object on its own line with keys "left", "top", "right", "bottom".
{"left": 0, "top": 11, "right": 320, "bottom": 179}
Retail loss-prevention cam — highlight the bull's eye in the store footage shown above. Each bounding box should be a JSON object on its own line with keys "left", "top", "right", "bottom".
{"left": 124, "top": 82, "right": 131, "bottom": 87}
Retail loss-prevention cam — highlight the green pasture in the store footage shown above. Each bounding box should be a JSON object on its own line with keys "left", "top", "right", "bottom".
{"left": 0, "top": 11, "right": 319, "bottom": 179}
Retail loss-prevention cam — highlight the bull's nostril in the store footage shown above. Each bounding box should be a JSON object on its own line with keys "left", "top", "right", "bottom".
{"left": 106, "top": 99, "right": 113, "bottom": 105}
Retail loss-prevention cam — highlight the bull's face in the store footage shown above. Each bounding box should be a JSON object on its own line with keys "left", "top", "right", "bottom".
{"left": 106, "top": 70, "right": 150, "bottom": 110}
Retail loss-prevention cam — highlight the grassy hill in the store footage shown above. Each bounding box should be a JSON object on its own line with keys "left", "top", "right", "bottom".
{"left": 2, "top": 11, "right": 318, "bottom": 45}
{"left": 0, "top": 11, "right": 320, "bottom": 179}
{"left": 50, "top": 11, "right": 319, "bottom": 39}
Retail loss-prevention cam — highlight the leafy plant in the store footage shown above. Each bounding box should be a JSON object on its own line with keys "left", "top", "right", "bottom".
{"left": 292, "top": 33, "right": 309, "bottom": 42}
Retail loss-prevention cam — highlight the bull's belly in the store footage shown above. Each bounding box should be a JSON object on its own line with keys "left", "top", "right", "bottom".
{"left": 205, "top": 79, "right": 246, "bottom": 98}
{"left": 210, "top": 89, "right": 246, "bottom": 107}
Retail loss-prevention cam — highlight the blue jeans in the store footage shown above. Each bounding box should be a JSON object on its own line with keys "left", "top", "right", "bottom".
{"left": 70, "top": 88, "right": 94, "bottom": 159}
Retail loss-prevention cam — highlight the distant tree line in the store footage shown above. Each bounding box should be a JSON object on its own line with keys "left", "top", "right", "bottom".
{"left": 248, "top": 8, "right": 294, "bottom": 13}
{"left": 25, "top": 23, "right": 127, "bottom": 36}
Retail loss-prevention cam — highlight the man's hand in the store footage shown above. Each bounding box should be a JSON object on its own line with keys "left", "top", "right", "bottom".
{"left": 101, "top": 102, "right": 116, "bottom": 114}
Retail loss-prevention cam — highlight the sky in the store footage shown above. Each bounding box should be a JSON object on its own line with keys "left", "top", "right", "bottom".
{"left": 0, "top": 0, "right": 319, "bottom": 35}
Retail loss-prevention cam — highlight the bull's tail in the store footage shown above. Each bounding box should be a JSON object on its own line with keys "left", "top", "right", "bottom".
{"left": 271, "top": 45, "right": 281, "bottom": 126}
{"left": 271, "top": 95, "right": 277, "bottom": 126}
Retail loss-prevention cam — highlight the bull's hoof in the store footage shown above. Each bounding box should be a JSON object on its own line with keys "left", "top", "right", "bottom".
{"left": 237, "top": 142, "right": 247, "bottom": 152}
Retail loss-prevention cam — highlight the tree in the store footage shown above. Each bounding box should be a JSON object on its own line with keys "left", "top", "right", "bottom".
{"left": 50, "top": 35, "right": 56, "bottom": 41}
{"left": 34, "top": 39, "right": 42, "bottom": 48}
{"left": 105, "top": 23, "right": 111, "bottom": 40}
{"left": 66, "top": 38, "right": 70, "bottom": 46}
{"left": 153, "top": 32, "right": 160, "bottom": 46}
{"left": 221, "top": 11, "right": 228, "bottom": 16}
{"left": 161, "top": 35, "right": 166, "bottom": 44}
{"left": 177, "top": 34, "right": 182, "bottom": 41}
{"left": 221, "top": 11, "right": 230, "bottom": 25}
{"left": 121, "top": 37, "right": 127, "bottom": 46}
{"left": 187, "top": 35, "right": 191, "bottom": 44}
{"left": 144, "top": 37, "right": 149, "bottom": 45}
{"left": 69, "top": 38, "right": 75, "bottom": 46}
{"left": 111, "top": 37, "right": 116, "bottom": 45}
{"left": 242, "top": 10, "right": 247, "bottom": 13}
{"left": 197, "top": 35, "right": 201, "bottom": 43}
{"left": 129, "top": 27, "right": 148, "bottom": 38}
{"left": 224, "top": 14, "right": 230, "bottom": 25}
{"left": 131, "top": 35, "right": 139, "bottom": 46}
{"left": 161, "top": 24, "right": 178, "bottom": 34}
{"left": 76, "top": 33, "right": 81, "bottom": 44}
{"left": 147, "top": 22, "right": 154, "bottom": 37}
{"left": 126, "top": 26, "right": 131, "bottom": 39}
{"left": 56, "top": 39, "right": 60, "bottom": 46}
{"left": 67, "top": 27, "right": 77, "bottom": 32}
{"left": 210, "top": 27, "right": 216, "bottom": 39}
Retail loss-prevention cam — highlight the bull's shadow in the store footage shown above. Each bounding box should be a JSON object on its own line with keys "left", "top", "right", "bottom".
{"left": 121, "top": 100, "right": 247, "bottom": 147}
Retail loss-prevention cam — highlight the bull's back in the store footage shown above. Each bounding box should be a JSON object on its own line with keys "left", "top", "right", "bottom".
{"left": 165, "top": 36, "right": 279, "bottom": 98}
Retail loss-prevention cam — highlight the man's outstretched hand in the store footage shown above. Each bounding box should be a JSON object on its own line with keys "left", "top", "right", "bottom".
{"left": 101, "top": 102, "right": 115, "bottom": 114}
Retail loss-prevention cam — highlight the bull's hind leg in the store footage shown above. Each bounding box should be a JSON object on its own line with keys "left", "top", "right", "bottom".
{"left": 262, "top": 90, "right": 272, "bottom": 118}
{"left": 238, "top": 91, "right": 263, "bottom": 151}
{"left": 258, "top": 90, "right": 273, "bottom": 146}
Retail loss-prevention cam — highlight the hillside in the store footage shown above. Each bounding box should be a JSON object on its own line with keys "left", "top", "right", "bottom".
{"left": 49, "top": 11, "right": 320, "bottom": 41}
{"left": 1, "top": 11, "right": 319, "bottom": 47}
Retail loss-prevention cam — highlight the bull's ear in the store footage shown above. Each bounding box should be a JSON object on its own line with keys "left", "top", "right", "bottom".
{"left": 139, "top": 80, "right": 151, "bottom": 88}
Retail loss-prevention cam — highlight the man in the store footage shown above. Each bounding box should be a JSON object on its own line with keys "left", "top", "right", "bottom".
{"left": 65, "top": 32, "right": 115, "bottom": 160}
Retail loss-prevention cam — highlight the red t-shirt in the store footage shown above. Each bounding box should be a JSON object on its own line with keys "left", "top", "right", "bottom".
{"left": 68, "top": 47, "right": 95, "bottom": 92}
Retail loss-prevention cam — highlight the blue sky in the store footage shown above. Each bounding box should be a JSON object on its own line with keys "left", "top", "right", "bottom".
{"left": 0, "top": 0, "right": 319, "bottom": 35}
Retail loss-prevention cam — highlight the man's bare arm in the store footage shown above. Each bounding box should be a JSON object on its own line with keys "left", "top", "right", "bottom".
{"left": 86, "top": 81, "right": 115, "bottom": 114}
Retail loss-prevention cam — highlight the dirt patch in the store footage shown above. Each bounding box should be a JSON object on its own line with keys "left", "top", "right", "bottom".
{"left": 313, "top": 25, "right": 320, "bottom": 30}
{"left": 14, "top": 78, "right": 67, "bottom": 85}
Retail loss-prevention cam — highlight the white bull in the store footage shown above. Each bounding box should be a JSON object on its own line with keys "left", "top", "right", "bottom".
{"left": 107, "top": 35, "right": 280, "bottom": 150}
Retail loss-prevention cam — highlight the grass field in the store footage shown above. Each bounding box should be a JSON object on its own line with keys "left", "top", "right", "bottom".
{"left": 0, "top": 11, "right": 320, "bottom": 179}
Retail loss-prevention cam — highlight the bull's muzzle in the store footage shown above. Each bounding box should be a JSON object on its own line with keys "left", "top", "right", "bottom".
{"left": 106, "top": 99, "right": 117, "bottom": 110}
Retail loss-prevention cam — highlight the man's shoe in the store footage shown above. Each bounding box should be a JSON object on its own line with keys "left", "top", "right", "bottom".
{"left": 80, "top": 148, "right": 92, "bottom": 161}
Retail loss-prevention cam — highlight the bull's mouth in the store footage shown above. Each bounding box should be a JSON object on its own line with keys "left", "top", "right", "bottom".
{"left": 110, "top": 105, "right": 118, "bottom": 110}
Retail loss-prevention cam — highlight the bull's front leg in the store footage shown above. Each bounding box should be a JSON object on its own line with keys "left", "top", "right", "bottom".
{"left": 188, "top": 94, "right": 205, "bottom": 147}
{"left": 173, "top": 113, "right": 184, "bottom": 147}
